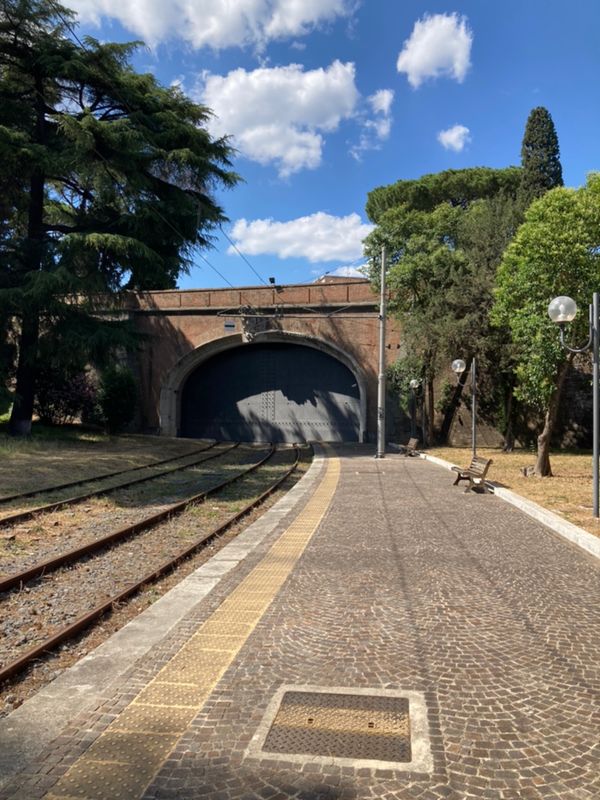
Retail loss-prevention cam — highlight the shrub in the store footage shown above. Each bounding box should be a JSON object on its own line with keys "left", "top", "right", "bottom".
{"left": 99, "top": 366, "right": 137, "bottom": 434}
{"left": 35, "top": 370, "right": 97, "bottom": 426}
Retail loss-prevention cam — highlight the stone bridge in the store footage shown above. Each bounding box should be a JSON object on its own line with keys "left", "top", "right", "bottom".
{"left": 126, "top": 278, "right": 401, "bottom": 443}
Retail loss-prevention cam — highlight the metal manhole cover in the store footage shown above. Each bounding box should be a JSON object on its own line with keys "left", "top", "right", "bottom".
{"left": 262, "top": 690, "right": 411, "bottom": 762}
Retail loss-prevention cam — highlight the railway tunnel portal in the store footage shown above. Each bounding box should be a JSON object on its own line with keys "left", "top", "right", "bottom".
{"left": 128, "top": 278, "right": 401, "bottom": 443}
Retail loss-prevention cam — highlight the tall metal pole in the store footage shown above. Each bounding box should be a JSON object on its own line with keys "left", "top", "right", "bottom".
{"left": 471, "top": 356, "right": 477, "bottom": 459}
{"left": 376, "top": 245, "right": 387, "bottom": 459}
{"left": 593, "top": 293, "right": 599, "bottom": 518}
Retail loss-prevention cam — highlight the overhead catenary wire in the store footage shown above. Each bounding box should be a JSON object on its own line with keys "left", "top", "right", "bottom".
{"left": 34, "top": 3, "right": 367, "bottom": 317}
{"left": 219, "top": 224, "right": 270, "bottom": 287}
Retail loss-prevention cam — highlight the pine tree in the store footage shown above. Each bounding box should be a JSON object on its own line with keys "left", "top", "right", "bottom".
{"left": 519, "top": 107, "right": 563, "bottom": 205}
{"left": 0, "top": 0, "right": 239, "bottom": 435}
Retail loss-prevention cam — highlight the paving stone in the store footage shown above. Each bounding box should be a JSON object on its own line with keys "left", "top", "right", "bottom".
{"left": 1, "top": 446, "right": 599, "bottom": 799}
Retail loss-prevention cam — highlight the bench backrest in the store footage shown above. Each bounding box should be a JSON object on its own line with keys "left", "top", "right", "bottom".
{"left": 406, "top": 437, "right": 419, "bottom": 450}
{"left": 468, "top": 456, "right": 492, "bottom": 477}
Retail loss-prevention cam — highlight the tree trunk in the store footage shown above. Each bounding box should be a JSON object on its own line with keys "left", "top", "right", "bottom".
{"left": 427, "top": 376, "right": 435, "bottom": 446}
{"left": 534, "top": 356, "right": 572, "bottom": 477}
{"left": 439, "top": 362, "right": 470, "bottom": 443}
{"left": 8, "top": 71, "right": 45, "bottom": 436}
{"left": 502, "top": 381, "right": 515, "bottom": 452}
{"left": 9, "top": 314, "right": 39, "bottom": 435}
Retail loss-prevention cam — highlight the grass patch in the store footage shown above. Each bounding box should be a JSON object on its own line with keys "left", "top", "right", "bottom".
{"left": 0, "top": 422, "right": 107, "bottom": 456}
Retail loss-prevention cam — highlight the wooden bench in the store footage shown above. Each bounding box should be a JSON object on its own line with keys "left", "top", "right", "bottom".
{"left": 398, "top": 437, "right": 420, "bottom": 457}
{"left": 451, "top": 456, "right": 493, "bottom": 493}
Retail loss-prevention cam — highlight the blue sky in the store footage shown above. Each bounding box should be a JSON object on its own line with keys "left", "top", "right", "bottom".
{"left": 69, "top": 0, "right": 600, "bottom": 289}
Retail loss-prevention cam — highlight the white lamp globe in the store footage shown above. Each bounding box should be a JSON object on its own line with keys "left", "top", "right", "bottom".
{"left": 451, "top": 358, "right": 466, "bottom": 374}
{"left": 548, "top": 296, "right": 577, "bottom": 324}
{"left": 409, "top": 379, "right": 420, "bottom": 389}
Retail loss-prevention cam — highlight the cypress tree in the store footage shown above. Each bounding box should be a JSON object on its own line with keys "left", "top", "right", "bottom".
{"left": 519, "top": 107, "right": 563, "bottom": 205}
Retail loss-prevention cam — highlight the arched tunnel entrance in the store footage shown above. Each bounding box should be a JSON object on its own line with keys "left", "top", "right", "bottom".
{"left": 179, "top": 341, "right": 362, "bottom": 443}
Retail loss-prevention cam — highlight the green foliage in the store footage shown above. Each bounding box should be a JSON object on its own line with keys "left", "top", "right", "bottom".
{"left": 387, "top": 355, "right": 424, "bottom": 412}
{"left": 0, "top": 0, "right": 240, "bottom": 432}
{"left": 99, "top": 365, "right": 137, "bottom": 434}
{"left": 493, "top": 175, "right": 600, "bottom": 412}
{"left": 365, "top": 179, "right": 520, "bottom": 372}
{"left": 365, "top": 166, "right": 521, "bottom": 224}
{"left": 34, "top": 368, "right": 96, "bottom": 425}
{"left": 365, "top": 166, "right": 524, "bottom": 441}
{"left": 519, "top": 107, "right": 563, "bottom": 205}
{"left": 435, "top": 379, "right": 455, "bottom": 415}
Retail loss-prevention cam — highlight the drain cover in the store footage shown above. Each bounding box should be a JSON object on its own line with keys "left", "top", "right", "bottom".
{"left": 262, "top": 690, "right": 411, "bottom": 762}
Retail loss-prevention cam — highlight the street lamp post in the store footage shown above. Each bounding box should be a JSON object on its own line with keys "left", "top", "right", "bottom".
{"left": 451, "top": 357, "right": 477, "bottom": 458}
{"left": 409, "top": 379, "right": 420, "bottom": 440}
{"left": 548, "top": 293, "right": 599, "bottom": 518}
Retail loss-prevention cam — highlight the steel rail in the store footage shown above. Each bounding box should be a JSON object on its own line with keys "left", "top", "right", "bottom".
{"left": 0, "top": 441, "right": 217, "bottom": 505}
{"left": 0, "top": 443, "right": 269, "bottom": 593}
{"left": 0, "top": 446, "right": 300, "bottom": 684}
{"left": 0, "top": 443, "right": 240, "bottom": 529}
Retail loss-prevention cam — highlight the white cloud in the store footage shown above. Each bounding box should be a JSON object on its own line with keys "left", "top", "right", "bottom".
{"left": 350, "top": 88, "right": 394, "bottom": 160}
{"left": 70, "top": 0, "right": 354, "bottom": 50}
{"left": 201, "top": 61, "right": 360, "bottom": 176}
{"left": 229, "top": 212, "right": 374, "bottom": 263}
{"left": 368, "top": 89, "right": 394, "bottom": 116}
{"left": 315, "top": 265, "right": 366, "bottom": 278}
{"left": 437, "top": 124, "right": 471, "bottom": 152}
{"left": 397, "top": 13, "right": 473, "bottom": 88}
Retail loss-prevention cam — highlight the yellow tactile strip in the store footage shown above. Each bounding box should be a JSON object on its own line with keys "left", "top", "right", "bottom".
{"left": 46, "top": 453, "right": 340, "bottom": 800}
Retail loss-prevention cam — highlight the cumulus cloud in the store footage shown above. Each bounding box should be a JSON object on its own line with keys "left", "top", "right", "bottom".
{"left": 397, "top": 13, "right": 473, "bottom": 88}
{"left": 201, "top": 61, "right": 360, "bottom": 176}
{"left": 69, "top": 0, "right": 354, "bottom": 50}
{"left": 314, "top": 265, "right": 366, "bottom": 279}
{"left": 437, "top": 124, "right": 471, "bottom": 152}
{"left": 229, "top": 212, "right": 374, "bottom": 263}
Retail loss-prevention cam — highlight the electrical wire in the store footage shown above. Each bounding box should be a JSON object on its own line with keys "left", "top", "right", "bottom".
{"left": 219, "top": 224, "right": 269, "bottom": 286}
{"left": 35, "top": 3, "right": 372, "bottom": 317}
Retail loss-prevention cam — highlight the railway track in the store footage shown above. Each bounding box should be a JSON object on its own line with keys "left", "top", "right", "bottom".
{"left": 0, "top": 445, "right": 302, "bottom": 686}
{"left": 0, "top": 442, "right": 239, "bottom": 527}
{"left": 0, "top": 440, "right": 217, "bottom": 505}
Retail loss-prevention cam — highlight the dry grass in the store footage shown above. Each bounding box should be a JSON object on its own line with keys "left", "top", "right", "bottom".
{"left": 0, "top": 431, "right": 207, "bottom": 497}
{"left": 428, "top": 446, "right": 600, "bottom": 538}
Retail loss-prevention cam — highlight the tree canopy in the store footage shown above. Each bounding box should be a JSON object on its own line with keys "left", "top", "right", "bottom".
{"left": 364, "top": 166, "right": 522, "bottom": 441}
{"left": 365, "top": 166, "right": 522, "bottom": 224}
{"left": 492, "top": 175, "right": 600, "bottom": 474}
{"left": 0, "top": 0, "right": 239, "bottom": 433}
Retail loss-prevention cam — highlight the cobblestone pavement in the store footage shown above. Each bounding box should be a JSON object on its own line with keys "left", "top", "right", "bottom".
{"left": 2, "top": 446, "right": 599, "bottom": 800}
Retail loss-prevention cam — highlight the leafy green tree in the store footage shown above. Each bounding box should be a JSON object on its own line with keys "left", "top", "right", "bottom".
{"left": 365, "top": 167, "right": 522, "bottom": 443}
{"left": 0, "top": 0, "right": 239, "bottom": 435}
{"left": 519, "top": 107, "right": 563, "bottom": 205}
{"left": 492, "top": 176, "right": 600, "bottom": 476}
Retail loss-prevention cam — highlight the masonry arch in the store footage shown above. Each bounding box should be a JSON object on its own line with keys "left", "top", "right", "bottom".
{"left": 159, "top": 331, "right": 367, "bottom": 442}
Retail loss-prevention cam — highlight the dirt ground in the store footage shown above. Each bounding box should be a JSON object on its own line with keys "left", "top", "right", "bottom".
{"left": 428, "top": 445, "right": 600, "bottom": 538}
